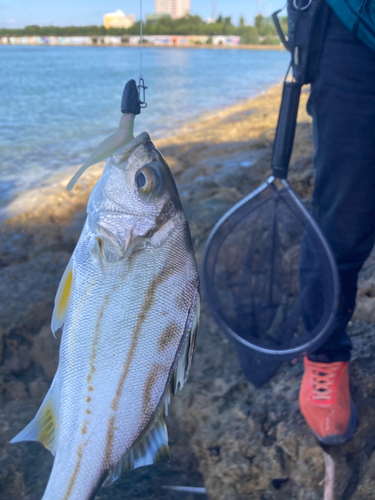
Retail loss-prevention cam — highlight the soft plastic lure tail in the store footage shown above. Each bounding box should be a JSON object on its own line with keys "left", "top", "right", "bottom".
{"left": 67, "top": 114, "right": 135, "bottom": 191}
{"left": 67, "top": 79, "right": 141, "bottom": 191}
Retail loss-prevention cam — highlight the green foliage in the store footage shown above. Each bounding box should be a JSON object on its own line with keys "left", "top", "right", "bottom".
{"left": 279, "top": 16, "right": 288, "bottom": 34}
{"left": 254, "top": 14, "right": 279, "bottom": 36}
{"left": 260, "top": 35, "right": 281, "bottom": 45}
{"left": 238, "top": 26, "right": 259, "bottom": 45}
{"left": 0, "top": 24, "right": 107, "bottom": 36}
{"left": 0, "top": 14, "right": 283, "bottom": 45}
{"left": 255, "top": 14, "right": 264, "bottom": 31}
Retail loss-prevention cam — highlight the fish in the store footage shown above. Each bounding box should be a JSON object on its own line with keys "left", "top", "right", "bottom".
{"left": 10, "top": 131, "right": 200, "bottom": 500}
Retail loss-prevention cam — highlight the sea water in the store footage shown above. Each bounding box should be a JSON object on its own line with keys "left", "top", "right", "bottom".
{"left": 0, "top": 45, "right": 289, "bottom": 207}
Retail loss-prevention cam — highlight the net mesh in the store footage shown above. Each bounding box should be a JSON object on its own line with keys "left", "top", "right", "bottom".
{"left": 202, "top": 179, "right": 339, "bottom": 359}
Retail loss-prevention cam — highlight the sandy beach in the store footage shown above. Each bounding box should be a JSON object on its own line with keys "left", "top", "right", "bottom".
{"left": 1, "top": 84, "right": 375, "bottom": 500}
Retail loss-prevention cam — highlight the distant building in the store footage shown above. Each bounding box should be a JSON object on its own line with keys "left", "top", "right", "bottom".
{"left": 103, "top": 10, "right": 135, "bottom": 29}
{"left": 2, "top": 34, "right": 241, "bottom": 47}
{"left": 155, "top": 0, "right": 190, "bottom": 19}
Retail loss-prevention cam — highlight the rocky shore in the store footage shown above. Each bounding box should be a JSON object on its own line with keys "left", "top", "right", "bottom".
{"left": 1, "top": 85, "right": 375, "bottom": 500}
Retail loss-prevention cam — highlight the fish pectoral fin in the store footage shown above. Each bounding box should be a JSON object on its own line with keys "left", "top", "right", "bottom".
{"left": 104, "top": 413, "right": 170, "bottom": 486}
{"left": 51, "top": 258, "right": 73, "bottom": 335}
{"left": 10, "top": 387, "right": 58, "bottom": 455}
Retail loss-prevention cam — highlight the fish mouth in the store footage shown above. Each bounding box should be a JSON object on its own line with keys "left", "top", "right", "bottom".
{"left": 113, "top": 131, "right": 151, "bottom": 164}
{"left": 88, "top": 214, "right": 128, "bottom": 256}
{"left": 90, "top": 215, "right": 148, "bottom": 261}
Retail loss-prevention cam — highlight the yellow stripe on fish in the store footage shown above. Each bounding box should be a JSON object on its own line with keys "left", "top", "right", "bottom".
{"left": 51, "top": 260, "right": 74, "bottom": 335}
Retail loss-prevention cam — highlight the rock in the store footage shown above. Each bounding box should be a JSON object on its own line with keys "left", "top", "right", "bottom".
{"left": 31, "top": 326, "right": 59, "bottom": 381}
{"left": 353, "top": 246, "right": 375, "bottom": 324}
{"left": 2, "top": 379, "right": 28, "bottom": 401}
{"left": 0, "top": 345, "right": 31, "bottom": 376}
{"left": 1, "top": 84, "right": 375, "bottom": 500}
{"left": 352, "top": 449, "right": 375, "bottom": 499}
{"left": 0, "top": 465, "right": 26, "bottom": 500}
{"left": 28, "top": 377, "right": 49, "bottom": 400}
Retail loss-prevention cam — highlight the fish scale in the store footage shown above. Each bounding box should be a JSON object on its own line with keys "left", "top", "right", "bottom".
{"left": 11, "top": 132, "right": 200, "bottom": 500}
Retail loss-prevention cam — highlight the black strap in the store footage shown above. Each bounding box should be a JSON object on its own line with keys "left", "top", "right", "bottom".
{"left": 273, "top": 0, "right": 330, "bottom": 84}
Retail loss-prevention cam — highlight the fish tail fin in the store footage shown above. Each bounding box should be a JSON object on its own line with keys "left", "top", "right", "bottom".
{"left": 10, "top": 385, "right": 58, "bottom": 455}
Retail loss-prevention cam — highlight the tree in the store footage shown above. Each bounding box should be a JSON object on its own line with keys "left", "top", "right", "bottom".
{"left": 240, "top": 26, "right": 259, "bottom": 44}
{"left": 0, "top": 14, "right": 273, "bottom": 43}
{"left": 255, "top": 14, "right": 263, "bottom": 31}
{"left": 254, "top": 14, "right": 278, "bottom": 37}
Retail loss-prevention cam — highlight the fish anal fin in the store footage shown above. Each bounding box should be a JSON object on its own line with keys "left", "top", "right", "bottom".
{"left": 104, "top": 294, "right": 199, "bottom": 486}
{"left": 104, "top": 413, "right": 169, "bottom": 486}
{"left": 172, "top": 295, "right": 200, "bottom": 396}
{"left": 51, "top": 259, "right": 73, "bottom": 335}
{"left": 162, "top": 294, "right": 199, "bottom": 418}
{"left": 10, "top": 390, "right": 57, "bottom": 455}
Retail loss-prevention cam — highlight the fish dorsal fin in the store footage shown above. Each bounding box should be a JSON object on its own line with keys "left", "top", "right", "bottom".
{"left": 104, "top": 413, "right": 170, "bottom": 485}
{"left": 51, "top": 259, "right": 73, "bottom": 336}
{"left": 10, "top": 387, "right": 58, "bottom": 455}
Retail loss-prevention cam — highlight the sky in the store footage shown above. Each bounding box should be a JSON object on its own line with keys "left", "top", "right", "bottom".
{"left": 0, "top": 0, "right": 286, "bottom": 29}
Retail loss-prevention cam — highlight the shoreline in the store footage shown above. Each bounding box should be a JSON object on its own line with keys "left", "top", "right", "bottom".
{"left": 0, "top": 83, "right": 289, "bottom": 222}
{"left": 1, "top": 42, "right": 285, "bottom": 50}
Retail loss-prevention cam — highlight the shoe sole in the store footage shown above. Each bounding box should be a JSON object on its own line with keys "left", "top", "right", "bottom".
{"left": 313, "top": 399, "right": 358, "bottom": 445}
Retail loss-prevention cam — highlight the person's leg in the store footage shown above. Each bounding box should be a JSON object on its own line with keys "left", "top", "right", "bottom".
{"left": 307, "top": 8, "right": 375, "bottom": 360}
{"left": 300, "top": 8, "right": 375, "bottom": 444}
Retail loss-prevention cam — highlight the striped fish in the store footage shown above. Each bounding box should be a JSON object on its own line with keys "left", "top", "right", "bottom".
{"left": 11, "top": 132, "right": 200, "bottom": 500}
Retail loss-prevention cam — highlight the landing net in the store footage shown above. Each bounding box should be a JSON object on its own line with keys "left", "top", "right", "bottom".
{"left": 202, "top": 178, "right": 339, "bottom": 360}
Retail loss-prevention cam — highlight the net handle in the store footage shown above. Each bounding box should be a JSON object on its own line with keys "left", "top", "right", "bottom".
{"left": 272, "top": 81, "right": 302, "bottom": 179}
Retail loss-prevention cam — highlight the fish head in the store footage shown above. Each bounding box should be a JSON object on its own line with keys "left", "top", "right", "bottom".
{"left": 87, "top": 132, "right": 184, "bottom": 261}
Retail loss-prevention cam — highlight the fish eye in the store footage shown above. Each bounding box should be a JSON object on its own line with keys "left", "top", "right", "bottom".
{"left": 135, "top": 165, "right": 161, "bottom": 195}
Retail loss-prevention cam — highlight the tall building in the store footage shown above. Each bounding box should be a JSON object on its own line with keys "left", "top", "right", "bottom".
{"left": 103, "top": 10, "right": 136, "bottom": 29}
{"left": 155, "top": 0, "right": 190, "bottom": 19}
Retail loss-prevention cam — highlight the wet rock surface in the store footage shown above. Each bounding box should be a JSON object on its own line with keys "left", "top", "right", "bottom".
{"left": 1, "top": 86, "right": 375, "bottom": 499}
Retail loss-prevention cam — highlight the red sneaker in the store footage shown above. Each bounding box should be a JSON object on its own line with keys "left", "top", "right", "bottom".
{"left": 299, "top": 357, "right": 358, "bottom": 445}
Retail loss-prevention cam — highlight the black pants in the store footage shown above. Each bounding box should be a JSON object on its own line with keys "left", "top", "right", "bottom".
{"left": 307, "top": 9, "right": 375, "bottom": 361}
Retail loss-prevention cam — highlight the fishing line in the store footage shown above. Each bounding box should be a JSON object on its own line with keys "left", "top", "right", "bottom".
{"left": 138, "top": 0, "right": 147, "bottom": 108}
{"left": 140, "top": 0, "right": 143, "bottom": 76}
